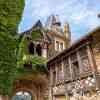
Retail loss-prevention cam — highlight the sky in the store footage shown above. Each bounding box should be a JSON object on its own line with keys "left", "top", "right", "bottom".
{"left": 19, "top": 0, "right": 100, "bottom": 41}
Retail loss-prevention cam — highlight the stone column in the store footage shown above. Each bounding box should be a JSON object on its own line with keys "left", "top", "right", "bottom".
{"left": 42, "top": 43, "right": 47, "bottom": 58}
{"left": 42, "top": 48, "right": 47, "bottom": 58}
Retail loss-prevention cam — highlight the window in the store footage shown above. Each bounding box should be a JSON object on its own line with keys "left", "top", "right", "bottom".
{"left": 81, "top": 57, "right": 90, "bottom": 72}
{"left": 71, "top": 53, "right": 77, "bottom": 62}
{"left": 72, "top": 61, "right": 79, "bottom": 79}
{"left": 79, "top": 47, "right": 91, "bottom": 73}
{"left": 56, "top": 41, "right": 59, "bottom": 51}
{"left": 65, "top": 64, "right": 71, "bottom": 80}
{"left": 56, "top": 41, "right": 64, "bottom": 51}
{"left": 58, "top": 63, "right": 64, "bottom": 81}
{"left": 28, "top": 42, "right": 34, "bottom": 54}
{"left": 36, "top": 44, "right": 42, "bottom": 56}
{"left": 60, "top": 43, "right": 63, "bottom": 51}
{"left": 79, "top": 47, "right": 87, "bottom": 57}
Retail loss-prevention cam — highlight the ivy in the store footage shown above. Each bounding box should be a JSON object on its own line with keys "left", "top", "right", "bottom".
{"left": 0, "top": 0, "right": 25, "bottom": 35}
{"left": 0, "top": 0, "right": 25, "bottom": 95}
{"left": 0, "top": 0, "right": 48, "bottom": 96}
{"left": 31, "top": 29, "right": 43, "bottom": 40}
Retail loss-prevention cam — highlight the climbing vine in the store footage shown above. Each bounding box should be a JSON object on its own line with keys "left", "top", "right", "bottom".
{"left": 0, "top": 0, "right": 25, "bottom": 95}
{"left": 0, "top": 0, "right": 48, "bottom": 96}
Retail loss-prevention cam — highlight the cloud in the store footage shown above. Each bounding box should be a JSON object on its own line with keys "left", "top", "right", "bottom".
{"left": 19, "top": 0, "right": 100, "bottom": 41}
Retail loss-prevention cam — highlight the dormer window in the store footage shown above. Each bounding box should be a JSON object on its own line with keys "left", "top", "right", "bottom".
{"left": 28, "top": 42, "right": 34, "bottom": 54}
{"left": 56, "top": 41, "right": 59, "bottom": 51}
{"left": 60, "top": 43, "right": 63, "bottom": 51}
{"left": 55, "top": 41, "right": 64, "bottom": 51}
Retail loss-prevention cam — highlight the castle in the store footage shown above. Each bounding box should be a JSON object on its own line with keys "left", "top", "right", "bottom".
{"left": 12, "top": 15, "right": 71, "bottom": 100}
{"left": 12, "top": 15, "right": 100, "bottom": 100}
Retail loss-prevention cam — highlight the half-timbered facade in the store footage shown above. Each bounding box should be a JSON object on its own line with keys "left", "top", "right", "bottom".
{"left": 48, "top": 27, "right": 100, "bottom": 100}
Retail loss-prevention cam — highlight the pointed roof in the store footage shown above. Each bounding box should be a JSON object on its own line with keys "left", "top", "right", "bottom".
{"left": 33, "top": 20, "right": 43, "bottom": 29}
{"left": 20, "top": 20, "right": 51, "bottom": 43}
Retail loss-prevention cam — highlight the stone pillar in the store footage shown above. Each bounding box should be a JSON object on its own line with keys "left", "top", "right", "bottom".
{"left": 42, "top": 48, "right": 47, "bottom": 58}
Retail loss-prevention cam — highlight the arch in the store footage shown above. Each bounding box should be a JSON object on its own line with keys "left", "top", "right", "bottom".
{"left": 36, "top": 44, "right": 42, "bottom": 56}
{"left": 12, "top": 91, "right": 33, "bottom": 100}
{"left": 28, "top": 42, "right": 35, "bottom": 55}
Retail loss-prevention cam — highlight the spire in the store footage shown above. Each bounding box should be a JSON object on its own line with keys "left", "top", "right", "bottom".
{"left": 64, "top": 23, "right": 69, "bottom": 34}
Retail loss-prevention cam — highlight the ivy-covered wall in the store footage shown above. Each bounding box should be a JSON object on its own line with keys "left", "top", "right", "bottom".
{"left": 0, "top": 0, "right": 48, "bottom": 95}
{"left": 0, "top": 0, "right": 25, "bottom": 95}
{"left": 0, "top": 0, "right": 25, "bottom": 35}
{"left": 17, "top": 33, "right": 48, "bottom": 76}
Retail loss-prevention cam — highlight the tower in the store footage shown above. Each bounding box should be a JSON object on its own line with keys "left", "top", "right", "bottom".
{"left": 45, "top": 15, "right": 62, "bottom": 33}
{"left": 45, "top": 15, "right": 71, "bottom": 58}
{"left": 64, "top": 22, "right": 71, "bottom": 47}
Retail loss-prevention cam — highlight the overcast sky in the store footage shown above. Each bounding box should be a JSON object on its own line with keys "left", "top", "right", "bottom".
{"left": 19, "top": 0, "right": 100, "bottom": 41}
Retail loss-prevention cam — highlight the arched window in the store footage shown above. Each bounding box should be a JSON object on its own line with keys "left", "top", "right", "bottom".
{"left": 28, "top": 42, "right": 34, "bottom": 54}
{"left": 12, "top": 91, "right": 32, "bottom": 100}
{"left": 36, "top": 44, "right": 42, "bottom": 56}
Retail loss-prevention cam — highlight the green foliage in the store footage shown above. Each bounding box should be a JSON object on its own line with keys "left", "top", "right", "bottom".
{"left": 18, "top": 55, "right": 47, "bottom": 71}
{"left": 17, "top": 36, "right": 29, "bottom": 64}
{"left": 31, "top": 30, "right": 43, "bottom": 40}
{"left": 0, "top": 0, "right": 25, "bottom": 95}
{"left": 0, "top": 0, "right": 25, "bottom": 35}
{"left": 17, "top": 55, "right": 48, "bottom": 78}
{"left": 17, "top": 35, "right": 48, "bottom": 75}
{"left": 0, "top": 32, "right": 17, "bottom": 95}
{"left": 0, "top": 0, "right": 48, "bottom": 96}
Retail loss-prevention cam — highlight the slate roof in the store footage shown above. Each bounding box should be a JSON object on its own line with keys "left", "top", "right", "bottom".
{"left": 19, "top": 20, "right": 52, "bottom": 43}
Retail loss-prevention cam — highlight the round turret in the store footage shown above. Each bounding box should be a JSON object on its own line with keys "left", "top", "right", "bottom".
{"left": 45, "top": 15, "right": 61, "bottom": 29}
{"left": 52, "top": 15, "right": 61, "bottom": 26}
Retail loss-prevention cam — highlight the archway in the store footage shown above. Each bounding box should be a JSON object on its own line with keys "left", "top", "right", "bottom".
{"left": 12, "top": 91, "right": 33, "bottom": 100}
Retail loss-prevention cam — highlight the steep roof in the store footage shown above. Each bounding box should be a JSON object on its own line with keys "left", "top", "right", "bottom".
{"left": 33, "top": 20, "right": 43, "bottom": 29}
{"left": 19, "top": 20, "right": 51, "bottom": 43}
